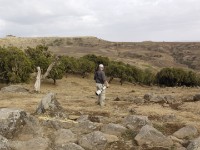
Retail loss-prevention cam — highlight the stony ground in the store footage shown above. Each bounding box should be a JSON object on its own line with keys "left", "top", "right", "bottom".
{"left": 1, "top": 75, "right": 200, "bottom": 150}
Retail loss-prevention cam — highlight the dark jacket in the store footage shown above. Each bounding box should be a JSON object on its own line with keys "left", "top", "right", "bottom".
{"left": 94, "top": 70, "right": 106, "bottom": 84}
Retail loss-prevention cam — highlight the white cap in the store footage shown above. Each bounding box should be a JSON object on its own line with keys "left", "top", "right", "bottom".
{"left": 99, "top": 64, "right": 104, "bottom": 68}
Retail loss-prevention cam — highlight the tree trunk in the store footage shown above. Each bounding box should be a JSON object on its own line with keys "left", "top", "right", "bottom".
{"left": 34, "top": 67, "right": 41, "bottom": 92}
{"left": 108, "top": 77, "right": 113, "bottom": 83}
{"left": 53, "top": 79, "right": 56, "bottom": 85}
{"left": 34, "top": 57, "right": 58, "bottom": 92}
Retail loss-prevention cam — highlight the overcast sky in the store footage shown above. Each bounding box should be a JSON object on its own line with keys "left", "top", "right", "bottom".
{"left": 0, "top": 0, "right": 200, "bottom": 41}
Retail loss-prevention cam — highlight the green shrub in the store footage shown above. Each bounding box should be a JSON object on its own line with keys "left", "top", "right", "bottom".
{"left": 0, "top": 46, "right": 32, "bottom": 83}
{"left": 156, "top": 68, "right": 200, "bottom": 87}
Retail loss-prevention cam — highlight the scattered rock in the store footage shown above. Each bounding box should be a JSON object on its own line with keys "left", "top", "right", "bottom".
{"left": 0, "top": 135, "right": 11, "bottom": 150}
{"left": 78, "top": 131, "right": 118, "bottom": 150}
{"left": 114, "top": 97, "right": 120, "bottom": 101}
{"left": 35, "top": 92, "right": 62, "bottom": 114}
{"left": 42, "top": 118, "right": 76, "bottom": 130}
{"left": 103, "top": 134, "right": 119, "bottom": 143}
{"left": 115, "top": 96, "right": 145, "bottom": 104}
{"left": 135, "top": 125, "right": 173, "bottom": 148}
{"left": 144, "top": 93, "right": 154, "bottom": 101}
{"left": 122, "top": 115, "right": 152, "bottom": 130}
{"left": 181, "top": 95, "right": 194, "bottom": 102}
{"left": 68, "top": 115, "right": 80, "bottom": 120}
{"left": 176, "top": 147, "right": 187, "bottom": 150}
{"left": 101, "top": 123, "right": 127, "bottom": 136}
{"left": 17, "top": 115, "right": 43, "bottom": 140}
{"left": 54, "top": 129, "right": 77, "bottom": 146}
{"left": 71, "top": 120, "right": 98, "bottom": 134}
{"left": 132, "top": 98, "right": 145, "bottom": 104}
{"left": 187, "top": 136, "right": 200, "bottom": 150}
{"left": 0, "top": 108, "right": 27, "bottom": 138}
{"left": 77, "top": 115, "right": 89, "bottom": 123}
{"left": 173, "top": 126, "right": 198, "bottom": 139}
{"left": 88, "top": 115, "right": 108, "bottom": 123}
{"left": 144, "top": 93, "right": 166, "bottom": 103}
{"left": 164, "top": 95, "right": 175, "bottom": 104}
{"left": 1, "top": 85, "right": 29, "bottom": 93}
{"left": 169, "top": 135, "right": 184, "bottom": 144}
{"left": 193, "top": 94, "right": 200, "bottom": 101}
{"left": 55, "top": 143, "right": 85, "bottom": 150}
{"left": 9, "top": 137, "right": 50, "bottom": 150}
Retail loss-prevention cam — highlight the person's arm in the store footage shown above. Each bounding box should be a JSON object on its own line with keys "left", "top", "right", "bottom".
{"left": 105, "top": 80, "right": 109, "bottom": 87}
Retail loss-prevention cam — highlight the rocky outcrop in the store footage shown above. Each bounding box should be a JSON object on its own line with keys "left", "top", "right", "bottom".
{"left": 135, "top": 125, "right": 173, "bottom": 148}
{"left": 0, "top": 135, "right": 11, "bottom": 150}
{"left": 54, "top": 129, "right": 77, "bottom": 146}
{"left": 122, "top": 115, "right": 152, "bottom": 130}
{"left": 0, "top": 108, "right": 27, "bottom": 138}
{"left": 1, "top": 85, "right": 29, "bottom": 93}
{"left": 55, "top": 143, "right": 85, "bottom": 150}
{"left": 173, "top": 126, "right": 198, "bottom": 139}
{"left": 78, "top": 131, "right": 118, "bottom": 150}
{"left": 42, "top": 118, "right": 76, "bottom": 130}
{"left": 71, "top": 120, "right": 98, "bottom": 134}
{"left": 35, "top": 92, "right": 62, "bottom": 114}
{"left": 9, "top": 137, "right": 50, "bottom": 150}
{"left": 101, "top": 123, "right": 126, "bottom": 136}
{"left": 144, "top": 93, "right": 175, "bottom": 104}
{"left": 187, "top": 136, "right": 200, "bottom": 150}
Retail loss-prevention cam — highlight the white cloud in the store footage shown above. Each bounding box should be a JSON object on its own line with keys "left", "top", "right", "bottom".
{"left": 0, "top": 0, "right": 200, "bottom": 41}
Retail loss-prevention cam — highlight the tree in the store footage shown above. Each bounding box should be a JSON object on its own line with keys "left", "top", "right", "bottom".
{"left": 0, "top": 46, "right": 32, "bottom": 83}
{"left": 47, "top": 60, "right": 65, "bottom": 84}
{"left": 77, "top": 58, "right": 95, "bottom": 78}
{"left": 25, "top": 45, "right": 65, "bottom": 84}
{"left": 82, "top": 54, "right": 110, "bottom": 69}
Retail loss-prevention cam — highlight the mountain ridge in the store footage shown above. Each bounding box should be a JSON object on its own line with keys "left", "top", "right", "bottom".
{"left": 1, "top": 36, "right": 200, "bottom": 71}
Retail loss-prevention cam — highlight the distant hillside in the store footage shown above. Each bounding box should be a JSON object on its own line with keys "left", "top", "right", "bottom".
{"left": 1, "top": 36, "right": 200, "bottom": 71}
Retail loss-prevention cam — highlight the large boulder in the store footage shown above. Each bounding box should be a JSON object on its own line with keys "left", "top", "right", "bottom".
{"left": 173, "top": 126, "right": 198, "bottom": 139}
{"left": 187, "top": 136, "right": 200, "bottom": 150}
{"left": 54, "top": 129, "right": 77, "bottom": 146}
{"left": 101, "top": 123, "right": 127, "bottom": 136}
{"left": 9, "top": 137, "right": 50, "bottom": 150}
{"left": 0, "top": 108, "right": 27, "bottom": 138}
{"left": 1, "top": 85, "right": 29, "bottom": 93}
{"left": 122, "top": 115, "right": 152, "bottom": 130}
{"left": 55, "top": 143, "right": 85, "bottom": 150}
{"left": 0, "top": 135, "right": 11, "bottom": 150}
{"left": 135, "top": 125, "right": 173, "bottom": 148}
{"left": 35, "top": 92, "right": 62, "bottom": 114}
{"left": 78, "top": 131, "right": 118, "bottom": 150}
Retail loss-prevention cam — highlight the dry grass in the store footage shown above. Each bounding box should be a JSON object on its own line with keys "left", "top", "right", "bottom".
{"left": 0, "top": 75, "right": 200, "bottom": 130}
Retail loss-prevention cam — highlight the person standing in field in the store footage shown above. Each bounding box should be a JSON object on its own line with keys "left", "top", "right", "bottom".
{"left": 94, "top": 64, "right": 109, "bottom": 106}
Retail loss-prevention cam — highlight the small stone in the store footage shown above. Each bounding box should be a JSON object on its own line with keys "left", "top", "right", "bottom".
{"left": 68, "top": 115, "right": 80, "bottom": 120}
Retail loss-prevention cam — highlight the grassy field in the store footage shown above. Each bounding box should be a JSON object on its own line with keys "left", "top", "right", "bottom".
{"left": 1, "top": 75, "right": 200, "bottom": 134}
